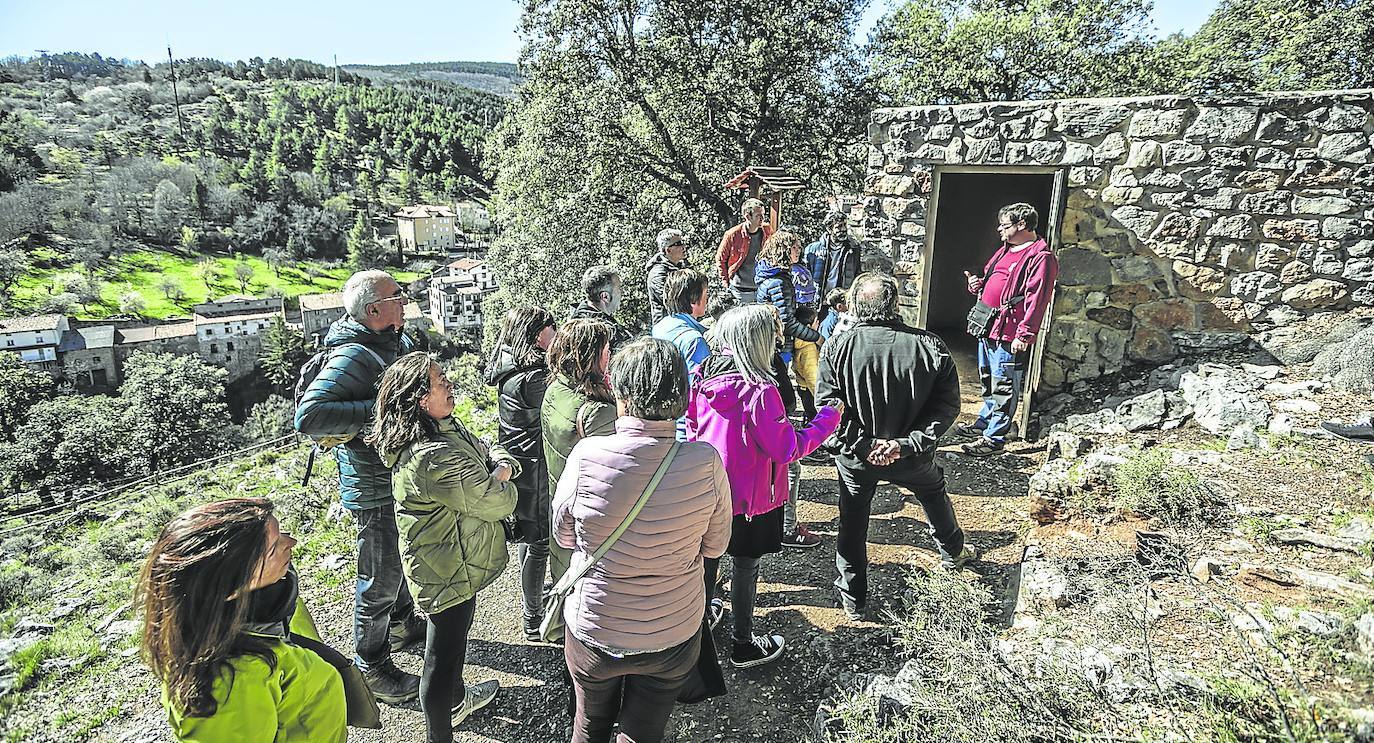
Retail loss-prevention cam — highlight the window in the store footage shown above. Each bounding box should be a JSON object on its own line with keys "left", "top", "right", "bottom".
{"left": 227, "top": 342, "right": 235, "bottom": 352}
{"left": 5, "top": 339, "right": 11, "bottom": 346}
{"left": 210, "top": 343, "right": 219, "bottom": 353}
{"left": 93, "top": 356, "right": 101, "bottom": 363}
{"left": 204, "top": 329, "right": 212, "bottom": 337}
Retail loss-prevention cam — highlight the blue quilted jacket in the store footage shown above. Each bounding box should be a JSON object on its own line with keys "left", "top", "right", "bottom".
{"left": 295, "top": 316, "right": 413, "bottom": 510}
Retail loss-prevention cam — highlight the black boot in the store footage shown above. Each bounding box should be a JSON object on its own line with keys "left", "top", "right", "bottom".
{"left": 362, "top": 657, "right": 420, "bottom": 705}
{"left": 524, "top": 614, "right": 542, "bottom": 643}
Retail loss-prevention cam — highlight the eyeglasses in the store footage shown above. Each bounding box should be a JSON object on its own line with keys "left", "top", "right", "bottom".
{"left": 667, "top": 240, "right": 687, "bottom": 250}
{"left": 996, "top": 222, "right": 1016, "bottom": 231}
{"left": 372, "top": 292, "right": 409, "bottom": 306}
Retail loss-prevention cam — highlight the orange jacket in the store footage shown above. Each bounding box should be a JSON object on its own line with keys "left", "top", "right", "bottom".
{"left": 715, "top": 223, "right": 773, "bottom": 285}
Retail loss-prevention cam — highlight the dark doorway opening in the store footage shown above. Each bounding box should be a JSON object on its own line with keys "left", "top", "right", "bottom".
{"left": 926, "top": 171, "right": 1058, "bottom": 337}
{"left": 924, "top": 169, "right": 1062, "bottom": 435}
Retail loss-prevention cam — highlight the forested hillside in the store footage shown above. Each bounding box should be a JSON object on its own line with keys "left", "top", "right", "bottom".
{"left": 0, "top": 53, "right": 503, "bottom": 319}
{"left": 344, "top": 61, "right": 521, "bottom": 97}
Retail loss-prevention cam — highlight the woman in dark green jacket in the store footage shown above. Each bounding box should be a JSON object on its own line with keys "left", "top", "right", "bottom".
{"left": 369, "top": 352, "right": 519, "bottom": 743}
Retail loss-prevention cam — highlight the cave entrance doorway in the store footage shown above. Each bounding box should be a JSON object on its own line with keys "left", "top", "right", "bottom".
{"left": 920, "top": 166, "right": 1066, "bottom": 436}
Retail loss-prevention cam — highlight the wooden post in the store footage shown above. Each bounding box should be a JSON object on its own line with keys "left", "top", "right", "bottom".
{"left": 768, "top": 192, "right": 782, "bottom": 230}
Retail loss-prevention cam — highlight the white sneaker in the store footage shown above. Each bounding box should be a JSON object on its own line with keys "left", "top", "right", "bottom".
{"left": 451, "top": 679, "right": 499, "bottom": 727}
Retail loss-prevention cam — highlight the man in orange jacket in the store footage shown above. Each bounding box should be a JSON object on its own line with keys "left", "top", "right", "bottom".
{"left": 716, "top": 198, "right": 772, "bottom": 304}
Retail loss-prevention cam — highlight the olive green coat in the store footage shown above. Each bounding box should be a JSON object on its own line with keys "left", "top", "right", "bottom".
{"left": 539, "top": 376, "right": 617, "bottom": 585}
{"left": 386, "top": 417, "right": 519, "bottom": 615}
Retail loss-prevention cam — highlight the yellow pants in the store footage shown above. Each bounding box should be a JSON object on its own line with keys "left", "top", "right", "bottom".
{"left": 792, "top": 338, "right": 820, "bottom": 393}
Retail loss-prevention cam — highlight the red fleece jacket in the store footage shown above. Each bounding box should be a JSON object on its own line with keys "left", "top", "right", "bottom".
{"left": 969, "top": 238, "right": 1058, "bottom": 343}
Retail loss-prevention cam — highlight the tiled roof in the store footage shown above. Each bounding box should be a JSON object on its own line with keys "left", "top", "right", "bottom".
{"left": 447, "top": 258, "right": 485, "bottom": 271}
{"left": 394, "top": 205, "right": 457, "bottom": 219}
{"left": 57, "top": 326, "right": 115, "bottom": 352}
{"left": 299, "top": 292, "right": 345, "bottom": 311}
{"left": 117, "top": 322, "right": 197, "bottom": 343}
{"left": 0, "top": 314, "right": 64, "bottom": 334}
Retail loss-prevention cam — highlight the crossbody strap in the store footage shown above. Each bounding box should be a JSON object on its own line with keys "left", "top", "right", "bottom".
{"left": 550, "top": 442, "right": 681, "bottom": 598}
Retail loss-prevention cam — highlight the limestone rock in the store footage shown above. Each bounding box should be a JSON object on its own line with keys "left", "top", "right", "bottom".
{"left": 1317, "top": 132, "right": 1372, "bottom": 163}
{"left": 1185, "top": 106, "right": 1260, "bottom": 144}
{"left": 1255, "top": 243, "right": 1294, "bottom": 272}
{"left": 1046, "top": 430, "right": 1091, "bottom": 461}
{"left": 1293, "top": 192, "right": 1357, "bottom": 216}
{"left": 1164, "top": 141, "right": 1206, "bottom": 165}
{"left": 1313, "top": 103, "right": 1368, "bottom": 133}
{"left": 1238, "top": 190, "right": 1292, "bottom": 215}
{"left": 1281, "top": 278, "right": 1349, "bottom": 309}
{"left": 1322, "top": 217, "right": 1371, "bottom": 240}
{"left": 1262, "top": 218, "right": 1320, "bottom": 242}
{"left": 1207, "top": 214, "right": 1256, "bottom": 239}
{"left": 1279, "top": 260, "right": 1313, "bottom": 285}
{"left": 1359, "top": 614, "right": 1374, "bottom": 662}
{"left": 1180, "top": 365, "right": 1272, "bottom": 434}
{"left": 1057, "top": 247, "right": 1115, "bottom": 286}
{"left": 1310, "top": 322, "right": 1374, "bottom": 394}
{"left": 1230, "top": 271, "right": 1283, "bottom": 304}
{"left": 1275, "top": 398, "right": 1320, "bottom": 414}
{"left": 1256, "top": 111, "right": 1311, "bottom": 143}
{"left": 1115, "top": 388, "right": 1193, "bottom": 431}
{"left": 1259, "top": 312, "right": 1372, "bottom": 364}
{"left": 1129, "top": 109, "right": 1188, "bottom": 138}
{"left": 1227, "top": 424, "right": 1265, "bottom": 450}
{"left": 1270, "top": 527, "right": 1361, "bottom": 554}
{"left": 1127, "top": 324, "right": 1176, "bottom": 364}
{"left": 1058, "top": 102, "right": 1131, "bottom": 138}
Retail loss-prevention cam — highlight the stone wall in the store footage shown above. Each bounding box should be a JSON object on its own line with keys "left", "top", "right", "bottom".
{"left": 861, "top": 91, "right": 1374, "bottom": 388}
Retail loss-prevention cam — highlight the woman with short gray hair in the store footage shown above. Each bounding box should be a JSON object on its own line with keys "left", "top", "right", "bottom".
{"left": 551, "top": 337, "right": 731, "bottom": 743}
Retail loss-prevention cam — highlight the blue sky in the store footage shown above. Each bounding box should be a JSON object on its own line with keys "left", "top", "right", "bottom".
{"left": 0, "top": 0, "right": 1218, "bottom": 66}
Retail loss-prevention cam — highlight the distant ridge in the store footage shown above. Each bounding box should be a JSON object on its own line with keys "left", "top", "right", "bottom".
{"left": 345, "top": 60, "right": 520, "bottom": 97}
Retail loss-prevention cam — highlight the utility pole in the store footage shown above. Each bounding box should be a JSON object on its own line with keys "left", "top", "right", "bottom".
{"left": 167, "top": 46, "right": 188, "bottom": 149}
{"left": 333, "top": 54, "right": 338, "bottom": 87}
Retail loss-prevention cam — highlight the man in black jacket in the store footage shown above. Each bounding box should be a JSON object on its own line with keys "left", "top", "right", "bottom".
{"left": 816, "top": 273, "right": 976, "bottom": 620}
{"left": 569, "top": 265, "right": 634, "bottom": 353}
{"left": 645, "top": 228, "right": 689, "bottom": 324}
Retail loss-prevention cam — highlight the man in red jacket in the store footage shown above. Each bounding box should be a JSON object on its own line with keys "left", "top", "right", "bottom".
{"left": 960, "top": 203, "right": 1059, "bottom": 457}
{"left": 716, "top": 198, "right": 772, "bottom": 304}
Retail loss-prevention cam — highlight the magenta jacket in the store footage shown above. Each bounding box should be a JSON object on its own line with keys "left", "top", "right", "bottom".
{"left": 971, "top": 238, "right": 1058, "bottom": 344}
{"left": 685, "top": 359, "right": 840, "bottom": 518}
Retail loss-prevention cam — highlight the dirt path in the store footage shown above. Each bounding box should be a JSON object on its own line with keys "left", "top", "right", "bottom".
{"left": 267, "top": 446, "right": 1033, "bottom": 743}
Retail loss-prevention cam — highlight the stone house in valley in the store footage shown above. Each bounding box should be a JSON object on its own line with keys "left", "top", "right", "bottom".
{"left": 395, "top": 204, "right": 459, "bottom": 252}
{"left": 862, "top": 90, "right": 1374, "bottom": 426}
{"left": 0, "top": 314, "right": 67, "bottom": 375}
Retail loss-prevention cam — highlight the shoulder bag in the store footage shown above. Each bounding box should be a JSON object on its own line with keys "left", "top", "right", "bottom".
{"left": 966, "top": 245, "right": 1028, "bottom": 339}
{"left": 538, "top": 442, "right": 681, "bottom": 643}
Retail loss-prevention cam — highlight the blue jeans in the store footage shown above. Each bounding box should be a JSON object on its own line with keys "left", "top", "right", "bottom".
{"left": 351, "top": 502, "right": 415, "bottom": 671}
{"left": 974, "top": 338, "right": 1028, "bottom": 445}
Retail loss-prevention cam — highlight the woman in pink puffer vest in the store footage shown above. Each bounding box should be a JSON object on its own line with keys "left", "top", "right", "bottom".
{"left": 685, "top": 304, "right": 841, "bottom": 670}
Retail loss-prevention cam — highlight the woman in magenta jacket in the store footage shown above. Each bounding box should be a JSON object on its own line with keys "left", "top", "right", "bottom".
{"left": 685, "top": 304, "right": 841, "bottom": 669}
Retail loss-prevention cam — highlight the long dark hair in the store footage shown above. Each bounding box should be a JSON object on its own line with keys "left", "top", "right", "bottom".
{"left": 367, "top": 351, "right": 441, "bottom": 461}
{"left": 546, "top": 319, "right": 613, "bottom": 404}
{"left": 488, "top": 305, "right": 554, "bottom": 370}
{"left": 137, "top": 498, "right": 278, "bottom": 718}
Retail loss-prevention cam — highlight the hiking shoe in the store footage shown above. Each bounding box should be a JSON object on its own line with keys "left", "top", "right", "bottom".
{"left": 940, "top": 545, "right": 980, "bottom": 570}
{"left": 1321, "top": 420, "right": 1374, "bottom": 441}
{"left": 730, "top": 634, "right": 786, "bottom": 669}
{"left": 451, "top": 679, "right": 499, "bottom": 727}
{"left": 961, "top": 439, "right": 1004, "bottom": 458}
{"left": 782, "top": 529, "right": 822, "bottom": 549}
{"left": 362, "top": 658, "right": 421, "bottom": 705}
{"left": 707, "top": 598, "right": 725, "bottom": 631}
{"left": 388, "top": 614, "right": 427, "bottom": 652}
{"left": 523, "top": 614, "right": 543, "bottom": 643}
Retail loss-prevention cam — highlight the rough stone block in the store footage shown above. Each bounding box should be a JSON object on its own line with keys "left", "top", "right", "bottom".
{"left": 1238, "top": 190, "right": 1293, "bottom": 215}
{"left": 1311, "top": 103, "right": 1369, "bottom": 133}
{"left": 1108, "top": 283, "right": 1162, "bottom": 307}
{"left": 1218, "top": 241, "right": 1256, "bottom": 271}
{"left": 1343, "top": 257, "right": 1374, "bottom": 282}
{"left": 963, "top": 117, "right": 998, "bottom": 138}
{"left": 1068, "top": 166, "right": 1104, "bottom": 186}
{"left": 1060, "top": 141, "right": 1095, "bottom": 165}
{"left": 1235, "top": 170, "right": 1283, "bottom": 191}
{"left": 1007, "top": 142, "right": 1030, "bottom": 164}
{"left": 1127, "top": 324, "right": 1176, "bottom": 363}
{"left": 1164, "top": 141, "right": 1206, "bottom": 165}
{"left": 1293, "top": 192, "right": 1357, "bottom": 216}
{"left": 1057, "top": 102, "right": 1131, "bottom": 138}
{"left": 1150, "top": 192, "right": 1187, "bottom": 208}
{"left": 1140, "top": 169, "right": 1184, "bottom": 188}
{"left": 1102, "top": 186, "right": 1143, "bottom": 205}
{"left": 1322, "top": 217, "right": 1372, "bottom": 240}
{"left": 1262, "top": 219, "right": 1320, "bottom": 242}
{"left": 965, "top": 137, "right": 1004, "bottom": 164}
{"left": 1150, "top": 212, "right": 1202, "bottom": 241}
{"left": 1256, "top": 111, "right": 1312, "bottom": 143}
{"left": 1280, "top": 260, "right": 1314, "bottom": 285}
{"left": 1181, "top": 167, "right": 1230, "bottom": 190}
{"left": 1186, "top": 106, "right": 1260, "bottom": 144}
{"left": 1110, "top": 166, "right": 1139, "bottom": 187}
{"left": 1126, "top": 141, "right": 1163, "bottom": 168}
{"left": 1173, "top": 261, "right": 1227, "bottom": 298}
{"left": 1027, "top": 139, "right": 1066, "bottom": 164}
{"left": 1134, "top": 298, "right": 1196, "bottom": 329}
{"left": 1110, "top": 205, "right": 1159, "bottom": 240}
{"left": 1002, "top": 114, "right": 1050, "bottom": 140}
{"left": 1255, "top": 243, "right": 1294, "bottom": 272}
{"left": 1254, "top": 147, "right": 1294, "bottom": 170}
{"left": 1313, "top": 246, "right": 1345, "bottom": 275}
{"left": 926, "top": 124, "right": 956, "bottom": 142}
{"left": 1087, "top": 306, "right": 1133, "bottom": 330}
{"left": 1208, "top": 147, "right": 1253, "bottom": 168}
{"left": 1317, "top": 132, "right": 1372, "bottom": 164}
{"left": 874, "top": 174, "right": 916, "bottom": 196}
{"left": 1128, "top": 109, "right": 1188, "bottom": 138}
{"left": 1349, "top": 240, "right": 1374, "bottom": 258}
{"left": 1058, "top": 247, "right": 1115, "bottom": 286}
{"left": 1286, "top": 159, "right": 1354, "bottom": 188}
{"left": 1095, "top": 132, "right": 1128, "bottom": 162}
{"left": 1231, "top": 271, "right": 1283, "bottom": 304}
{"left": 1281, "top": 279, "right": 1350, "bottom": 309}
{"left": 1207, "top": 214, "right": 1257, "bottom": 239}
{"left": 912, "top": 143, "right": 948, "bottom": 161}
{"left": 1190, "top": 189, "right": 1241, "bottom": 210}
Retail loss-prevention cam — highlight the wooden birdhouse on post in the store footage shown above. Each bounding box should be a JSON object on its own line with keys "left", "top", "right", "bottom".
{"left": 724, "top": 166, "right": 803, "bottom": 230}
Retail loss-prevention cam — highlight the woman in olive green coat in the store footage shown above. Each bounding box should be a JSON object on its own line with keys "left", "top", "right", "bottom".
{"left": 369, "top": 352, "right": 518, "bottom": 743}
{"left": 540, "top": 320, "right": 618, "bottom": 594}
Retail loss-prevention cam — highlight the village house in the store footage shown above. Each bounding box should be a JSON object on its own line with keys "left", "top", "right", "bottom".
{"left": 394, "top": 204, "right": 458, "bottom": 252}
{"left": 429, "top": 257, "right": 498, "bottom": 334}
{"left": 297, "top": 291, "right": 428, "bottom": 346}
{"left": 58, "top": 324, "right": 118, "bottom": 389}
{"left": 0, "top": 314, "right": 67, "bottom": 375}
{"left": 191, "top": 295, "right": 285, "bottom": 379}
